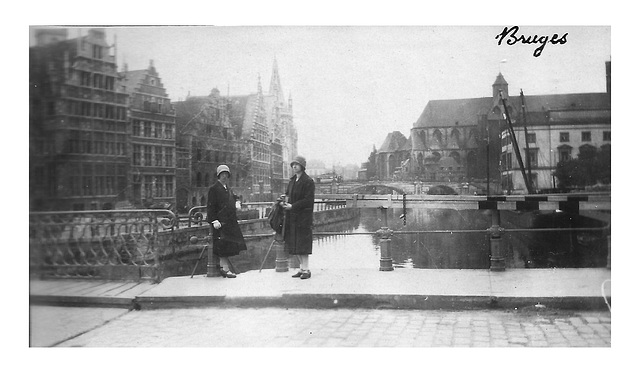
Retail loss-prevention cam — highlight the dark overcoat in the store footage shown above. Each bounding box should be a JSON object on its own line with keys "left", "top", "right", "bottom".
{"left": 206, "top": 181, "right": 247, "bottom": 257}
{"left": 283, "top": 172, "right": 315, "bottom": 255}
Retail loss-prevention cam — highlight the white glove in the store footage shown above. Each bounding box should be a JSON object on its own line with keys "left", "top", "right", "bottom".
{"left": 212, "top": 220, "right": 222, "bottom": 229}
{"left": 235, "top": 200, "right": 242, "bottom": 210}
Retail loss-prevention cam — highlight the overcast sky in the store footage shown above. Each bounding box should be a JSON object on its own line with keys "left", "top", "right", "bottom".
{"left": 29, "top": 25, "right": 610, "bottom": 167}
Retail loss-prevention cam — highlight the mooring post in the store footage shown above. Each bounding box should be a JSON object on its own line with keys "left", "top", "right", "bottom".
{"left": 274, "top": 233, "right": 289, "bottom": 272}
{"left": 207, "top": 225, "right": 221, "bottom": 277}
{"left": 489, "top": 210, "right": 505, "bottom": 271}
{"left": 377, "top": 206, "right": 394, "bottom": 271}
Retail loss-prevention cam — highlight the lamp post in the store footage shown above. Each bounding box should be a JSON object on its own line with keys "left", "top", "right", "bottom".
{"left": 486, "top": 122, "right": 490, "bottom": 196}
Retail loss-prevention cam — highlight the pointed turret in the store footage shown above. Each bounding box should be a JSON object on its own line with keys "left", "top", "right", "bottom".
{"left": 269, "top": 57, "right": 285, "bottom": 103}
{"left": 492, "top": 72, "right": 509, "bottom": 98}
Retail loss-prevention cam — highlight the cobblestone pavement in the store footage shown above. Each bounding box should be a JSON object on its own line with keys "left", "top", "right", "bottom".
{"left": 32, "top": 306, "right": 611, "bottom": 348}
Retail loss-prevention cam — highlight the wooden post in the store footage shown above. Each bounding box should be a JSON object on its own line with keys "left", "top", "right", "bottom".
{"left": 489, "top": 210, "right": 505, "bottom": 271}
{"left": 274, "top": 233, "right": 289, "bottom": 272}
{"left": 377, "top": 207, "right": 394, "bottom": 271}
{"left": 207, "top": 225, "right": 221, "bottom": 277}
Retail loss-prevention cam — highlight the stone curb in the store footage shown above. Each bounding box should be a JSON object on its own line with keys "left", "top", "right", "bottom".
{"left": 126, "top": 294, "right": 610, "bottom": 311}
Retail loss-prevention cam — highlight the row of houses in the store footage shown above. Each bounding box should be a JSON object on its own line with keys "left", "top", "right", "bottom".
{"left": 29, "top": 28, "right": 297, "bottom": 212}
{"left": 369, "top": 62, "right": 611, "bottom": 193}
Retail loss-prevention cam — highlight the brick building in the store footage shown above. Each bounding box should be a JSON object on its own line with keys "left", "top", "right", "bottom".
{"left": 30, "top": 28, "right": 130, "bottom": 211}
{"left": 173, "top": 89, "right": 246, "bottom": 211}
{"left": 120, "top": 60, "right": 176, "bottom": 208}
{"left": 373, "top": 63, "right": 611, "bottom": 194}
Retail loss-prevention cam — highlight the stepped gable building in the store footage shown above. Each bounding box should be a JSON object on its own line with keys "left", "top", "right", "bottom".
{"left": 173, "top": 88, "right": 245, "bottom": 211}
{"left": 30, "top": 28, "right": 130, "bottom": 211}
{"left": 375, "top": 64, "right": 611, "bottom": 193}
{"left": 120, "top": 60, "right": 177, "bottom": 209}
{"left": 227, "top": 58, "right": 297, "bottom": 201}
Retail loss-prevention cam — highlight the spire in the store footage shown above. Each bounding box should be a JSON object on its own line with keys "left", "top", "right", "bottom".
{"left": 257, "top": 74, "right": 263, "bottom": 95}
{"left": 269, "top": 56, "right": 284, "bottom": 102}
{"left": 492, "top": 72, "right": 509, "bottom": 98}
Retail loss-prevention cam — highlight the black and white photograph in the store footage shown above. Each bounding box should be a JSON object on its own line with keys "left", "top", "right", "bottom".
{"left": 18, "top": 1, "right": 634, "bottom": 370}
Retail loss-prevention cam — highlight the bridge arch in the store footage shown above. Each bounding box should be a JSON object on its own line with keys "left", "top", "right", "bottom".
{"left": 349, "top": 184, "right": 407, "bottom": 194}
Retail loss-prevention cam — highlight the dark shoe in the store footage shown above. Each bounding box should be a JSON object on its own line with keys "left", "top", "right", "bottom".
{"left": 219, "top": 269, "right": 236, "bottom": 278}
{"left": 300, "top": 270, "right": 311, "bottom": 280}
{"left": 291, "top": 271, "right": 303, "bottom": 278}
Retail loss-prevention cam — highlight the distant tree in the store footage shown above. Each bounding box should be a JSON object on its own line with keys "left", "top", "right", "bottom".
{"left": 366, "top": 147, "right": 377, "bottom": 180}
{"left": 554, "top": 147, "right": 610, "bottom": 188}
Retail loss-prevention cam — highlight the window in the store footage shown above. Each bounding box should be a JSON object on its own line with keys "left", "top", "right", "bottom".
{"left": 603, "top": 131, "right": 611, "bottom": 141}
{"left": 165, "top": 176, "right": 173, "bottom": 197}
{"left": 155, "top": 146, "right": 163, "bottom": 166}
{"left": 144, "top": 122, "right": 152, "bottom": 137}
{"left": 155, "top": 123, "right": 162, "bottom": 138}
{"left": 526, "top": 133, "right": 536, "bottom": 143}
{"left": 116, "top": 135, "right": 126, "bottom": 155}
{"left": 155, "top": 176, "right": 163, "bottom": 197}
{"left": 559, "top": 132, "right": 569, "bottom": 142}
{"left": 144, "top": 176, "right": 153, "bottom": 199}
{"left": 105, "top": 134, "right": 115, "bottom": 155}
{"left": 92, "top": 45, "right": 102, "bottom": 59}
{"left": 144, "top": 146, "right": 152, "bottom": 166}
{"left": 82, "top": 164, "right": 93, "bottom": 196}
{"left": 165, "top": 148, "right": 173, "bottom": 167}
{"left": 581, "top": 131, "right": 591, "bottom": 142}
{"left": 133, "top": 145, "right": 141, "bottom": 165}
{"left": 560, "top": 149, "right": 571, "bottom": 162}
{"left": 526, "top": 149, "right": 538, "bottom": 168}
{"left": 165, "top": 124, "right": 173, "bottom": 139}
{"left": 105, "top": 76, "right": 115, "bottom": 91}
{"left": 133, "top": 120, "right": 141, "bottom": 136}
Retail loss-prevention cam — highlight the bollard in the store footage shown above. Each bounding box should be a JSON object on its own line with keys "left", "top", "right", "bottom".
{"left": 207, "top": 226, "right": 221, "bottom": 277}
{"left": 489, "top": 210, "right": 505, "bottom": 271}
{"left": 377, "top": 207, "right": 394, "bottom": 271}
{"left": 274, "top": 233, "right": 289, "bottom": 272}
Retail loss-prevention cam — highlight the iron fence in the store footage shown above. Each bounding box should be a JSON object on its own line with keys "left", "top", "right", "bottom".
{"left": 29, "top": 209, "right": 177, "bottom": 281}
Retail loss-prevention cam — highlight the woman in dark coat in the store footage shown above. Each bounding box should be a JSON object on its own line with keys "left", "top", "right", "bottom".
{"left": 207, "top": 165, "right": 247, "bottom": 278}
{"left": 281, "top": 155, "right": 315, "bottom": 279}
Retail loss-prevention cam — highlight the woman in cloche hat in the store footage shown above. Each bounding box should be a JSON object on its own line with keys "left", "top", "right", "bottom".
{"left": 280, "top": 155, "right": 315, "bottom": 279}
{"left": 207, "top": 165, "right": 247, "bottom": 278}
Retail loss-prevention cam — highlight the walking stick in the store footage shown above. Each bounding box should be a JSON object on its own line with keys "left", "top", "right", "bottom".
{"left": 190, "top": 244, "right": 207, "bottom": 278}
{"left": 258, "top": 239, "right": 277, "bottom": 272}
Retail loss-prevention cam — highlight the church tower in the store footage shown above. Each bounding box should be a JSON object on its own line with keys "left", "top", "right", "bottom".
{"left": 492, "top": 72, "right": 509, "bottom": 99}
{"left": 269, "top": 57, "right": 285, "bottom": 104}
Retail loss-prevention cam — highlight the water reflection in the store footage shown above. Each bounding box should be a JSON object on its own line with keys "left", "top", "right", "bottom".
{"left": 230, "top": 208, "right": 608, "bottom": 273}
{"left": 309, "top": 208, "right": 607, "bottom": 270}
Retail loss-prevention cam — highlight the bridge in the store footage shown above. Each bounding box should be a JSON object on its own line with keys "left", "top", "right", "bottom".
{"left": 29, "top": 192, "right": 610, "bottom": 283}
{"left": 315, "top": 180, "right": 481, "bottom": 195}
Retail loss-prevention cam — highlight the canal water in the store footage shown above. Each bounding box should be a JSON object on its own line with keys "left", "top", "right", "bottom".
{"left": 233, "top": 208, "right": 608, "bottom": 273}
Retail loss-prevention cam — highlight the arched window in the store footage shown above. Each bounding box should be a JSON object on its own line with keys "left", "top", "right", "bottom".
{"left": 204, "top": 173, "right": 210, "bottom": 186}
{"left": 419, "top": 130, "right": 426, "bottom": 146}
{"left": 200, "top": 196, "right": 206, "bottom": 206}
{"left": 433, "top": 129, "right": 443, "bottom": 143}
{"left": 451, "top": 128, "right": 461, "bottom": 146}
{"left": 450, "top": 151, "right": 461, "bottom": 164}
{"left": 196, "top": 172, "right": 202, "bottom": 187}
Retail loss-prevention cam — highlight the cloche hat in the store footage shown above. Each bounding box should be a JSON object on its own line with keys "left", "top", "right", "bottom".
{"left": 290, "top": 155, "right": 307, "bottom": 170}
{"left": 216, "top": 164, "right": 231, "bottom": 177}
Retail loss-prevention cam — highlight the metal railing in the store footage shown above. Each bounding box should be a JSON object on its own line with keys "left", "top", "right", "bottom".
{"left": 29, "top": 193, "right": 610, "bottom": 281}
{"left": 184, "top": 199, "right": 350, "bottom": 227}
{"left": 29, "top": 209, "right": 177, "bottom": 281}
